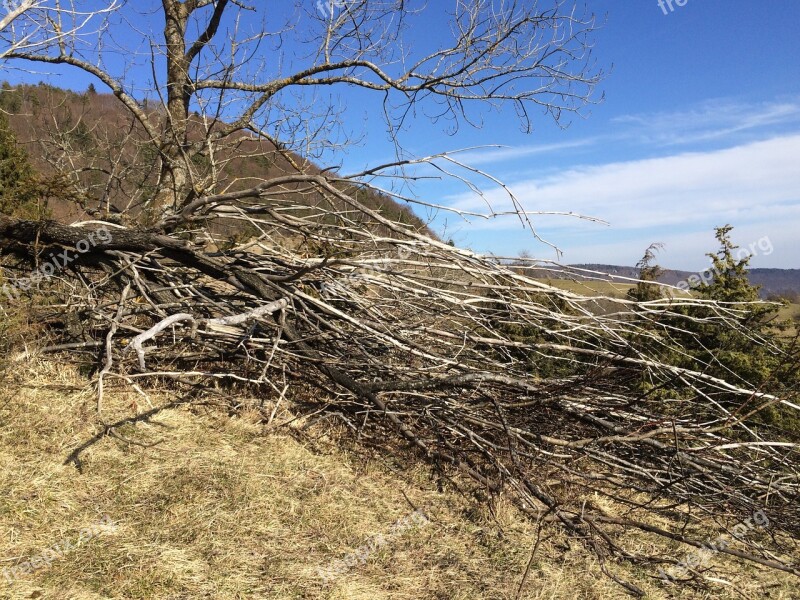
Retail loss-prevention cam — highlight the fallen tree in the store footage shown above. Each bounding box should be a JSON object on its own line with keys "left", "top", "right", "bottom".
{"left": 1, "top": 1, "right": 798, "bottom": 594}
{"left": 1, "top": 173, "right": 799, "bottom": 594}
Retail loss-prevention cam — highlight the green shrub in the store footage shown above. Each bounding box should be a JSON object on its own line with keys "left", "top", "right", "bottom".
{"left": 0, "top": 110, "right": 48, "bottom": 219}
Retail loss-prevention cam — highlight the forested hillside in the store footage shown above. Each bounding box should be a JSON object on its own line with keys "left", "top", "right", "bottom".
{"left": 0, "top": 82, "right": 431, "bottom": 236}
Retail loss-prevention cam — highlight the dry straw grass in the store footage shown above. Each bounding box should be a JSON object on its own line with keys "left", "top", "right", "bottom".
{"left": 0, "top": 356, "right": 797, "bottom": 599}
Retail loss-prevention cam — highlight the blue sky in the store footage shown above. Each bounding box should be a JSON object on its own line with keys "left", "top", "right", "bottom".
{"left": 3, "top": 1, "right": 799, "bottom": 269}
{"left": 371, "top": 0, "right": 800, "bottom": 269}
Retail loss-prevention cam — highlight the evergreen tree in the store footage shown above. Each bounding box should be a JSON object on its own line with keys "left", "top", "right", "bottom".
{"left": 620, "top": 227, "right": 800, "bottom": 431}
{"left": 654, "top": 225, "right": 800, "bottom": 433}
{"left": 689, "top": 227, "right": 800, "bottom": 430}
{"left": 693, "top": 225, "right": 761, "bottom": 303}
{"left": 0, "top": 110, "right": 39, "bottom": 217}
{"left": 674, "top": 226, "right": 777, "bottom": 384}
{"left": 627, "top": 243, "right": 664, "bottom": 302}
{"left": 0, "top": 110, "right": 66, "bottom": 219}
{"left": 0, "top": 82, "right": 22, "bottom": 113}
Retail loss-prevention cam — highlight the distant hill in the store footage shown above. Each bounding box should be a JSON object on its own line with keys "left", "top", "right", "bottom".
{"left": 0, "top": 82, "right": 433, "bottom": 237}
{"left": 564, "top": 264, "right": 800, "bottom": 300}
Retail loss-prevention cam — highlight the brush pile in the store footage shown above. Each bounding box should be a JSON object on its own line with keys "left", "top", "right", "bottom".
{"left": 1, "top": 174, "right": 799, "bottom": 595}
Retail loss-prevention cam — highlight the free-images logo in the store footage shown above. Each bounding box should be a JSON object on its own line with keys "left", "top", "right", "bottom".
{"left": 316, "top": 0, "right": 351, "bottom": 18}
{"left": 3, "top": 0, "right": 23, "bottom": 15}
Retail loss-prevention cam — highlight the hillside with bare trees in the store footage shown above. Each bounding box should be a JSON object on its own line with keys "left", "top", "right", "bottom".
{"left": 1, "top": 2, "right": 798, "bottom": 598}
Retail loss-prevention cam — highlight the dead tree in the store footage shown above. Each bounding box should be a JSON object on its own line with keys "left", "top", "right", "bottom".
{"left": 2, "top": 179, "right": 799, "bottom": 594}
{"left": 1, "top": 0, "right": 603, "bottom": 218}
{"left": 0, "top": 2, "right": 798, "bottom": 595}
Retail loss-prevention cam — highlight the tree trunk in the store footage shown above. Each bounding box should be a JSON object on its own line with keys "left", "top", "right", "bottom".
{"left": 154, "top": 0, "right": 193, "bottom": 215}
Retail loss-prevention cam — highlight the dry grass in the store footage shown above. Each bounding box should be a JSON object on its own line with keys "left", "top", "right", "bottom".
{"left": 0, "top": 356, "right": 797, "bottom": 600}
{"left": 538, "top": 277, "right": 800, "bottom": 338}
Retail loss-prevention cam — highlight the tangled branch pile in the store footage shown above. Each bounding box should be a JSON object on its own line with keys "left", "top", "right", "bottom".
{"left": 1, "top": 172, "right": 798, "bottom": 595}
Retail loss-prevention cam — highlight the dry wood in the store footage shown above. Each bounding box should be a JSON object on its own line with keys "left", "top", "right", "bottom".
{"left": 1, "top": 173, "right": 798, "bottom": 594}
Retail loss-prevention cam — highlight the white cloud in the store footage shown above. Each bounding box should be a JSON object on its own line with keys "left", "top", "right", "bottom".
{"left": 612, "top": 98, "right": 800, "bottom": 146}
{"left": 446, "top": 98, "right": 800, "bottom": 177}
{"left": 450, "top": 134, "right": 800, "bottom": 225}
{"left": 450, "top": 138, "right": 598, "bottom": 167}
{"left": 446, "top": 134, "right": 800, "bottom": 267}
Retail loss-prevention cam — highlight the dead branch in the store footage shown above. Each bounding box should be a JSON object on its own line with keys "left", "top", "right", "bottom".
{"left": 2, "top": 179, "right": 798, "bottom": 593}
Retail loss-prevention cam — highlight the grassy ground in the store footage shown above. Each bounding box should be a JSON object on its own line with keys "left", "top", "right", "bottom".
{"left": 533, "top": 278, "right": 632, "bottom": 299}
{"left": 0, "top": 355, "right": 798, "bottom": 600}
{"left": 537, "top": 278, "right": 800, "bottom": 334}
{"left": 777, "top": 302, "right": 800, "bottom": 324}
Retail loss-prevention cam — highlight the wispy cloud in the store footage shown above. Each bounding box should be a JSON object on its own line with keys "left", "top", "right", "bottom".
{"left": 450, "top": 98, "right": 800, "bottom": 176}
{"left": 612, "top": 98, "right": 800, "bottom": 146}
{"left": 446, "top": 134, "right": 800, "bottom": 267}
{"left": 435, "top": 97, "right": 800, "bottom": 267}
{"left": 450, "top": 139, "right": 598, "bottom": 167}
